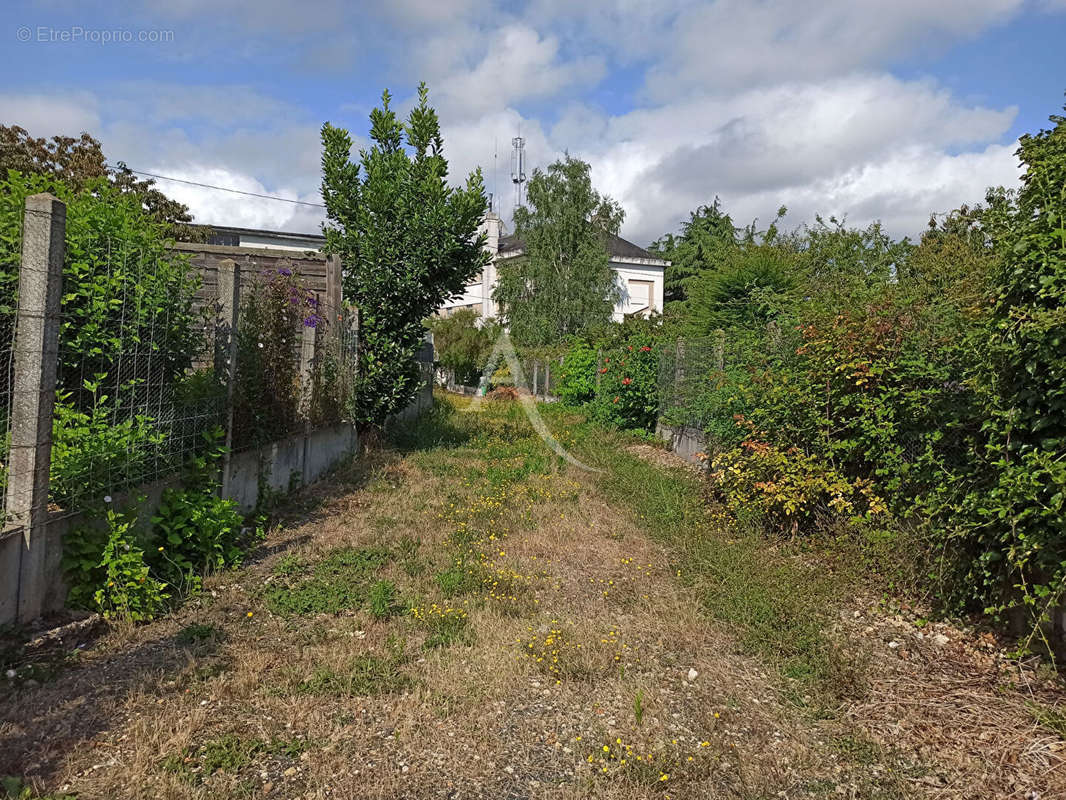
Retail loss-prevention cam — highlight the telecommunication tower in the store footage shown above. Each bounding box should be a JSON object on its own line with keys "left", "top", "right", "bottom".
{"left": 510, "top": 136, "right": 526, "bottom": 211}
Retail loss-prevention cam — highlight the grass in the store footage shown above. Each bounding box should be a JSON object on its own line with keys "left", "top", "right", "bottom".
{"left": 1029, "top": 701, "right": 1066, "bottom": 737}
{"left": 263, "top": 545, "right": 392, "bottom": 617}
{"left": 291, "top": 653, "right": 412, "bottom": 697}
{"left": 161, "top": 733, "right": 311, "bottom": 785}
{"left": 435, "top": 563, "right": 485, "bottom": 597}
{"left": 176, "top": 623, "right": 223, "bottom": 647}
{"left": 7, "top": 393, "right": 1063, "bottom": 800}
{"left": 553, "top": 405, "right": 868, "bottom": 708}
{"left": 422, "top": 612, "right": 472, "bottom": 649}
{"left": 1, "top": 777, "right": 76, "bottom": 800}
{"left": 368, "top": 579, "right": 402, "bottom": 619}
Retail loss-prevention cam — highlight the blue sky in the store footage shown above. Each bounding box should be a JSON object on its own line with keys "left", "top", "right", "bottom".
{"left": 2, "top": 0, "right": 1064, "bottom": 244}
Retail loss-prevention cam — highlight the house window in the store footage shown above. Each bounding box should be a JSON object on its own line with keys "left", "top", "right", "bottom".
{"left": 627, "top": 279, "right": 655, "bottom": 315}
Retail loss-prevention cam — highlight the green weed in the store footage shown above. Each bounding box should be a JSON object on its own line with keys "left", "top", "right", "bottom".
{"left": 368, "top": 579, "right": 401, "bottom": 619}
{"left": 176, "top": 623, "right": 223, "bottom": 646}
{"left": 263, "top": 546, "right": 391, "bottom": 617}
{"left": 293, "top": 654, "right": 412, "bottom": 696}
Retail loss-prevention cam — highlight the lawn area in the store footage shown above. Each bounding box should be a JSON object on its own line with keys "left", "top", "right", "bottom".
{"left": 2, "top": 393, "right": 1064, "bottom": 799}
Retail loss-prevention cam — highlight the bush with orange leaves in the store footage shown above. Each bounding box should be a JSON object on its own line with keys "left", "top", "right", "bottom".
{"left": 710, "top": 417, "right": 886, "bottom": 536}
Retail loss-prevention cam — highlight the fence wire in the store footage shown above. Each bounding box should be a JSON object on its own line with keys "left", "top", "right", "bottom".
{"left": 658, "top": 334, "right": 738, "bottom": 430}
{"left": 510, "top": 355, "right": 561, "bottom": 400}
{"left": 50, "top": 225, "right": 223, "bottom": 513}
{"left": 1, "top": 207, "right": 359, "bottom": 521}
{"left": 0, "top": 270, "right": 20, "bottom": 535}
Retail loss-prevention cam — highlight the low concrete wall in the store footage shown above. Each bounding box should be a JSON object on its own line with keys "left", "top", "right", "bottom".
{"left": 656, "top": 421, "right": 710, "bottom": 468}
{"left": 4, "top": 422, "right": 359, "bottom": 624}
{"left": 224, "top": 422, "right": 358, "bottom": 514}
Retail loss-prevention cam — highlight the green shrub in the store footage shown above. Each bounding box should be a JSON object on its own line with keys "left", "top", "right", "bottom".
{"left": 427, "top": 308, "right": 498, "bottom": 386}
{"left": 588, "top": 332, "right": 660, "bottom": 432}
{"left": 151, "top": 488, "right": 258, "bottom": 588}
{"left": 0, "top": 170, "right": 204, "bottom": 412}
{"left": 556, "top": 339, "right": 598, "bottom": 405}
{"left": 64, "top": 508, "right": 170, "bottom": 622}
{"left": 49, "top": 381, "right": 167, "bottom": 508}
{"left": 710, "top": 434, "right": 886, "bottom": 535}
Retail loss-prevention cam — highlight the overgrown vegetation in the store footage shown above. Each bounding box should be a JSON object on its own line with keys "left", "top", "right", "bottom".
{"left": 555, "top": 105, "right": 1066, "bottom": 657}
{"left": 62, "top": 428, "right": 264, "bottom": 620}
{"left": 426, "top": 307, "right": 500, "bottom": 387}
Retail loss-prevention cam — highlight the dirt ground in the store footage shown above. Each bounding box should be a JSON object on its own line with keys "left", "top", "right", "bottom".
{"left": 2, "top": 398, "right": 1064, "bottom": 799}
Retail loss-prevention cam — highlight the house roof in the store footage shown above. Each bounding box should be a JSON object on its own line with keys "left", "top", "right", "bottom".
{"left": 498, "top": 232, "right": 666, "bottom": 263}
{"left": 186, "top": 223, "right": 326, "bottom": 247}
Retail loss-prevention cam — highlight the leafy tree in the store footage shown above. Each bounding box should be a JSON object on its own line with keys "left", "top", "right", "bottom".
{"left": 427, "top": 308, "right": 499, "bottom": 386}
{"left": 650, "top": 198, "right": 738, "bottom": 303}
{"left": 683, "top": 243, "right": 801, "bottom": 335}
{"left": 801, "top": 215, "right": 912, "bottom": 301}
{"left": 0, "top": 124, "right": 201, "bottom": 239}
{"left": 493, "top": 155, "right": 623, "bottom": 348}
{"left": 320, "top": 85, "right": 488, "bottom": 425}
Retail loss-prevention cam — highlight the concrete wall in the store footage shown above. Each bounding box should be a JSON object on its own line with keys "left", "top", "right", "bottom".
{"left": 390, "top": 361, "right": 435, "bottom": 426}
{"left": 655, "top": 422, "right": 710, "bottom": 468}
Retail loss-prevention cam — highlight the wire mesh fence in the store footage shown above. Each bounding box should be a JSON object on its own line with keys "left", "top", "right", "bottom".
{"left": 658, "top": 325, "right": 789, "bottom": 432}
{"left": 0, "top": 273, "right": 21, "bottom": 536}
{"left": 657, "top": 333, "right": 755, "bottom": 431}
{"left": 49, "top": 222, "right": 221, "bottom": 513}
{"left": 1, "top": 201, "right": 360, "bottom": 522}
{"left": 510, "top": 354, "right": 562, "bottom": 399}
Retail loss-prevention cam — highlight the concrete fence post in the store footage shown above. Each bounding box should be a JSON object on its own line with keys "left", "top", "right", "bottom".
{"left": 3, "top": 193, "right": 65, "bottom": 623}
{"left": 543, "top": 362, "right": 550, "bottom": 401}
{"left": 217, "top": 259, "right": 240, "bottom": 499}
{"left": 532, "top": 361, "right": 539, "bottom": 398}
{"left": 713, "top": 329, "right": 725, "bottom": 372}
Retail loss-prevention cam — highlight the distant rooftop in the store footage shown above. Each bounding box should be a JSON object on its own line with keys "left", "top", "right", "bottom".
{"left": 498, "top": 232, "right": 664, "bottom": 262}
{"left": 187, "top": 223, "right": 325, "bottom": 248}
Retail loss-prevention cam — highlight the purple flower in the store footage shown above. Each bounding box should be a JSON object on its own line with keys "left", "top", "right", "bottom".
{"left": 303, "top": 317, "right": 318, "bottom": 328}
{"left": 278, "top": 268, "right": 293, "bottom": 277}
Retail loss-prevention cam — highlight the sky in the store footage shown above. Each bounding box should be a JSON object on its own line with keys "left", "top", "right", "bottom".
{"left": 2, "top": 0, "right": 1065, "bottom": 247}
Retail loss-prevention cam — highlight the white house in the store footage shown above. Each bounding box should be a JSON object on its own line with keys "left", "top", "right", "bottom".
{"left": 439, "top": 213, "right": 668, "bottom": 322}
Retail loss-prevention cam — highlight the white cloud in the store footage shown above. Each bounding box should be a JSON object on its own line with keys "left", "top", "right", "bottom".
{"left": 556, "top": 75, "right": 1021, "bottom": 244}
{"left": 1, "top": 91, "right": 101, "bottom": 138}
{"left": 643, "top": 0, "right": 1023, "bottom": 98}
{"left": 433, "top": 24, "right": 607, "bottom": 120}
{"left": 148, "top": 165, "right": 325, "bottom": 232}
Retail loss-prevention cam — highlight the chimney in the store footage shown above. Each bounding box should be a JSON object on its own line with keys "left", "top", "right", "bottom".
{"left": 481, "top": 212, "right": 501, "bottom": 320}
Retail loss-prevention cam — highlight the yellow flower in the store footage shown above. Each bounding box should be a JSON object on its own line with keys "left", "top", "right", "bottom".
{"left": 246, "top": 611, "right": 253, "bottom": 618}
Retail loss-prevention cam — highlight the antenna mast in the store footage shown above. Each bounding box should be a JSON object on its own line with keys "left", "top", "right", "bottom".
{"left": 510, "top": 136, "right": 526, "bottom": 213}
